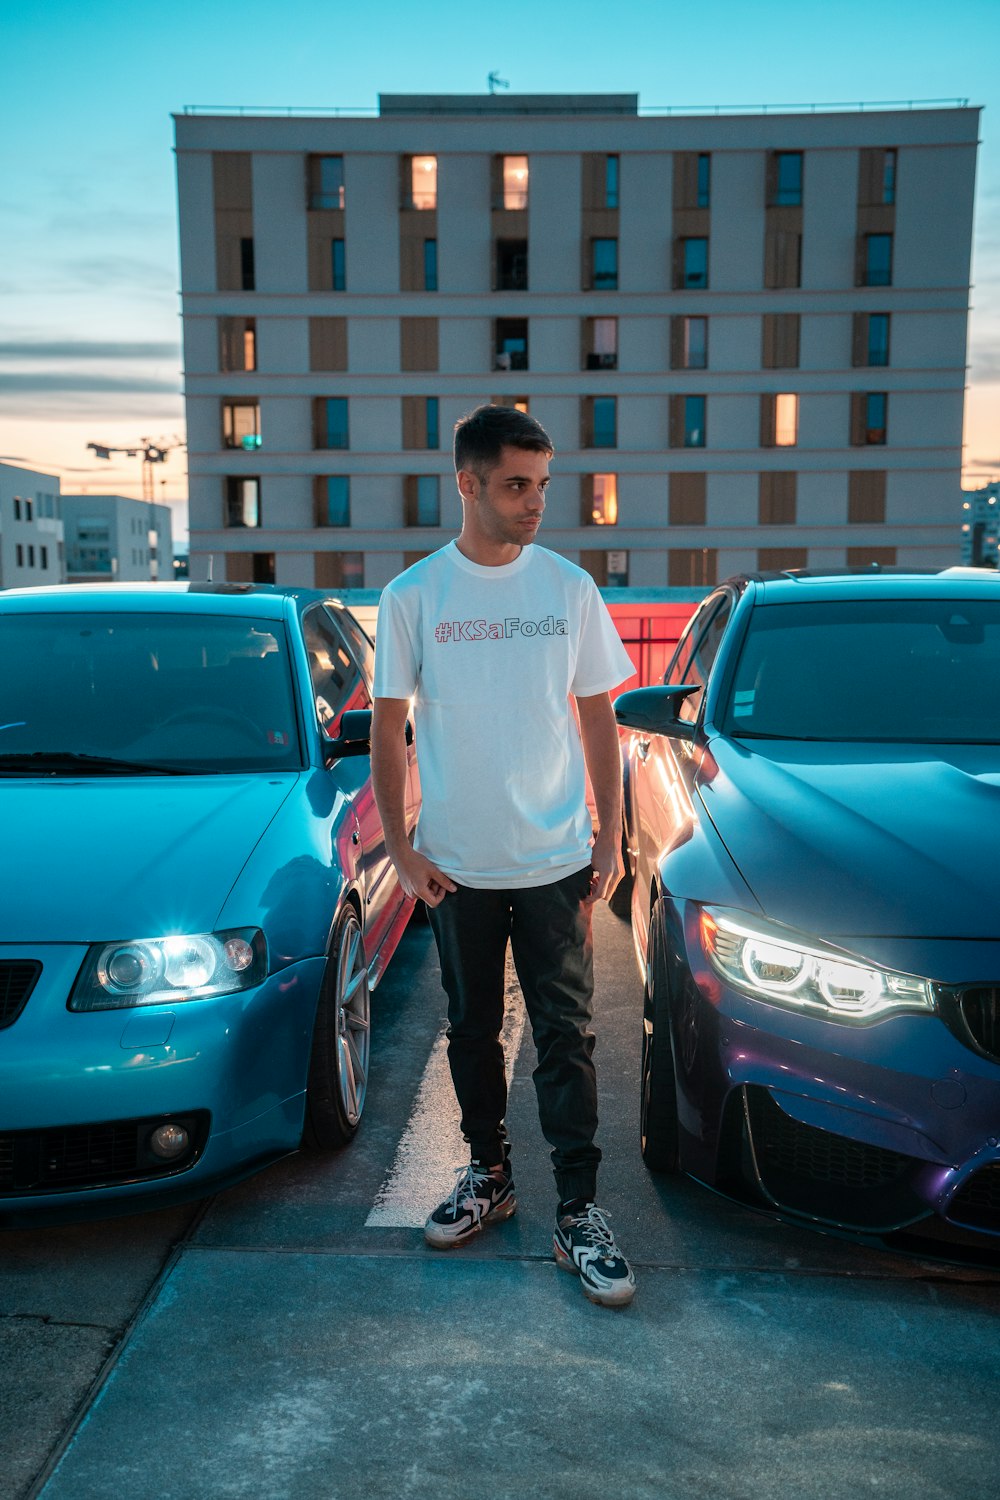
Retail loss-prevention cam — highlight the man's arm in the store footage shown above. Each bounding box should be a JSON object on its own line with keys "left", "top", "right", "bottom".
{"left": 371, "top": 697, "right": 457, "bottom": 908}
{"left": 576, "top": 691, "right": 625, "bottom": 905}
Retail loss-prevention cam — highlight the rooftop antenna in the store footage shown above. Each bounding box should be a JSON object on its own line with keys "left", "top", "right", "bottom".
{"left": 488, "top": 71, "right": 509, "bottom": 94}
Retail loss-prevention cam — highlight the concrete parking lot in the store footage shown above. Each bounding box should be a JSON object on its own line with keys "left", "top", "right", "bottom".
{"left": 3, "top": 904, "right": 999, "bottom": 1500}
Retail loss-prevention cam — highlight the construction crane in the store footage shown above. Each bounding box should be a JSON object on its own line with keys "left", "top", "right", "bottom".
{"left": 86, "top": 437, "right": 184, "bottom": 503}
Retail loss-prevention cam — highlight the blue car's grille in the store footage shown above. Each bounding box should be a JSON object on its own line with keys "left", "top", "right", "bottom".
{"left": 956, "top": 988, "right": 1000, "bottom": 1063}
{"left": 0, "top": 961, "right": 41, "bottom": 1029}
{"left": 947, "top": 1165, "right": 1000, "bottom": 1234}
{"left": 0, "top": 1112, "right": 209, "bottom": 1194}
{"left": 749, "top": 1088, "right": 912, "bottom": 1189}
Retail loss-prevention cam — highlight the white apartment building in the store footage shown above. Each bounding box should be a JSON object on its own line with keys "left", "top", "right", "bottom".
{"left": 174, "top": 94, "right": 978, "bottom": 589}
{"left": 961, "top": 481, "right": 1000, "bottom": 566}
{"left": 0, "top": 462, "right": 64, "bottom": 587}
{"left": 61, "top": 495, "right": 174, "bottom": 582}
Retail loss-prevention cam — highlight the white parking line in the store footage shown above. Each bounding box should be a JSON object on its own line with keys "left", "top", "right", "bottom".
{"left": 365, "top": 961, "right": 527, "bottom": 1228}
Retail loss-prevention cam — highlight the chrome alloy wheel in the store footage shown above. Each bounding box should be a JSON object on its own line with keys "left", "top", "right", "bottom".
{"left": 334, "top": 908, "right": 370, "bottom": 1128}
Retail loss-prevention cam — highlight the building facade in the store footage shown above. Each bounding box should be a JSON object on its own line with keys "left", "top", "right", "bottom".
{"left": 0, "top": 462, "right": 64, "bottom": 588}
{"left": 61, "top": 495, "right": 174, "bottom": 583}
{"left": 174, "top": 94, "right": 978, "bottom": 589}
{"left": 961, "top": 481, "right": 1000, "bottom": 566}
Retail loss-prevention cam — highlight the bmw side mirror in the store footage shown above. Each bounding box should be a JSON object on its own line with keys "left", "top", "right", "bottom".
{"left": 613, "top": 685, "right": 699, "bottom": 742}
{"left": 325, "top": 708, "right": 373, "bottom": 760}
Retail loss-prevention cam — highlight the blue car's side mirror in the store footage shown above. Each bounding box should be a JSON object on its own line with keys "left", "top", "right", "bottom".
{"left": 613, "top": 685, "right": 699, "bottom": 742}
{"left": 325, "top": 710, "right": 414, "bottom": 762}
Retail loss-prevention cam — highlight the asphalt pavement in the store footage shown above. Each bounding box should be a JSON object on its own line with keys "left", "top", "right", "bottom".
{"left": 2, "top": 904, "right": 999, "bottom": 1500}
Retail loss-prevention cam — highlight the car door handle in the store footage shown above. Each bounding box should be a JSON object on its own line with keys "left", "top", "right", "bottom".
{"left": 636, "top": 737, "right": 650, "bottom": 761}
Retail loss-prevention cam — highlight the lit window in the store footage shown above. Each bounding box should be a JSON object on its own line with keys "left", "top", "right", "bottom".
{"left": 503, "top": 155, "right": 529, "bottom": 210}
{"left": 410, "top": 155, "right": 437, "bottom": 210}
{"left": 222, "top": 401, "right": 262, "bottom": 450}
{"left": 591, "top": 474, "right": 618, "bottom": 526}
{"left": 775, "top": 394, "right": 799, "bottom": 447}
{"left": 585, "top": 316, "right": 618, "bottom": 370}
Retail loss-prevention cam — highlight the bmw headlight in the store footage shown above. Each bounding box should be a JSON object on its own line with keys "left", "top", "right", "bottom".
{"left": 70, "top": 928, "right": 267, "bottom": 1011}
{"left": 700, "top": 909, "right": 933, "bottom": 1023}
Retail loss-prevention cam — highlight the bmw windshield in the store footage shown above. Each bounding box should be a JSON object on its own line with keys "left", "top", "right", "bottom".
{"left": 723, "top": 598, "right": 1000, "bottom": 743}
{"left": 0, "top": 613, "right": 303, "bottom": 773}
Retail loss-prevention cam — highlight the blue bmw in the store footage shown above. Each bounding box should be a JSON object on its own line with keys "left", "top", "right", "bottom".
{"left": 615, "top": 568, "right": 1000, "bottom": 1259}
{"left": 0, "top": 584, "right": 417, "bottom": 1224}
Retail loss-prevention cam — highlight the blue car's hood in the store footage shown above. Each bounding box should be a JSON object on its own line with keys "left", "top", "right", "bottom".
{"left": 1, "top": 774, "right": 298, "bottom": 942}
{"left": 698, "top": 739, "right": 1000, "bottom": 940}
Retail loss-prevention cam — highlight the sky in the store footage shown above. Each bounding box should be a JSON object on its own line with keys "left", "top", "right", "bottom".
{"left": 2, "top": 0, "right": 999, "bottom": 542}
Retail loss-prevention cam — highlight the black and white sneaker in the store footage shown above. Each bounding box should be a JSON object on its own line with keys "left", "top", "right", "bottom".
{"left": 553, "top": 1203, "right": 636, "bottom": 1307}
{"left": 424, "top": 1159, "right": 517, "bottom": 1249}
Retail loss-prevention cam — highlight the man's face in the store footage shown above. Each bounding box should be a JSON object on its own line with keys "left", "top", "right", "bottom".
{"left": 461, "top": 445, "right": 551, "bottom": 548}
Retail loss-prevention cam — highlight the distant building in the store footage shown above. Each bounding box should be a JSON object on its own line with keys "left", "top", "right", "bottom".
{"left": 0, "top": 462, "right": 64, "bottom": 588}
{"left": 61, "top": 495, "right": 174, "bottom": 583}
{"left": 961, "top": 481, "right": 1000, "bottom": 566}
{"left": 174, "top": 94, "right": 978, "bottom": 588}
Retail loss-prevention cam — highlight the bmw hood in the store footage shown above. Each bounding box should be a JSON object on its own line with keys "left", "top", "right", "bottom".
{"left": 0, "top": 775, "right": 298, "bottom": 943}
{"left": 699, "top": 739, "right": 1000, "bottom": 940}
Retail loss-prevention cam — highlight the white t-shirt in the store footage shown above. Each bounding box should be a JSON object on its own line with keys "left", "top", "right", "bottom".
{"left": 373, "top": 541, "right": 635, "bottom": 889}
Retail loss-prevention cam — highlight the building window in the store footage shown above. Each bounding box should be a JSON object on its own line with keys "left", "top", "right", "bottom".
{"left": 861, "top": 233, "right": 892, "bottom": 287}
{"left": 771, "top": 151, "right": 803, "bottom": 207}
{"left": 407, "top": 155, "right": 437, "bottom": 210}
{"left": 848, "top": 470, "right": 887, "bottom": 524}
{"left": 501, "top": 155, "right": 529, "bottom": 210}
{"left": 491, "top": 394, "right": 529, "bottom": 412}
{"left": 590, "top": 238, "right": 618, "bottom": 291}
{"left": 761, "top": 312, "right": 800, "bottom": 369}
{"left": 401, "top": 317, "right": 440, "bottom": 372}
{"left": 405, "top": 475, "right": 440, "bottom": 527}
{"left": 761, "top": 393, "right": 799, "bottom": 447}
{"left": 696, "top": 152, "right": 711, "bottom": 208}
{"left": 225, "top": 476, "right": 260, "bottom": 528}
{"left": 668, "top": 548, "right": 717, "bottom": 587}
{"left": 581, "top": 550, "right": 628, "bottom": 588}
{"left": 402, "top": 396, "right": 439, "bottom": 450}
{"left": 881, "top": 149, "right": 897, "bottom": 205}
{"left": 222, "top": 400, "right": 262, "bottom": 450}
{"left": 239, "top": 237, "right": 255, "bottom": 292}
{"left": 13, "top": 498, "right": 20, "bottom": 519}
{"left": 16, "top": 544, "right": 23, "bottom": 566}
{"left": 309, "top": 316, "right": 348, "bottom": 371}
{"left": 40, "top": 545, "right": 48, "bottom": 569}
{"left": 671, "top": 315, "right": 708, "bottom": 370}
{"left": 219, "top": 316, "right": 256, "bottom": 373}
{"left": 583, "top": 396, "right": 617, "bottom": 449}
{"left": 315, "top": 397, "right": 349, "bottom": 450}
{"left": 758, "top": 547, "right": 807, "bottom": 571}
{"left": 494, "top": 318, "right": 528, "bottom": 371}
{"left": 315, "top": 552, "right": 364, "bottom": 589}
{"left": 675, "top": 237, "right": 708, "bottom": 290}
{"left": 423, "top": 239, "right": 438, "bottom": 291}
{"left": 25, "top": 499, "right": 33, "bottom": 521}
{"left": 583, "top": 316, "right": 617, "bottom": 370}
{"left": 851, "top": 391, "right": 888, "bottom": 446}
{"left": 853, "top": 311, "right": 891, "bottom": 368}
{"left": 764, "top": 230, "right": 801, "bottom": 289}
{"left": 308, "top": 155, "right": 345, "bottom": 210}
{"left": 847, "top": 545, "right": 896, "bottom": 568}
{"left": 319, "top": 476, "right": 350, "bottom": 527}
{"left": 604, "top": 154, "right": 619, "bottom": 209}
{"left": 669, "top": 472, "right": 706, "bottom": 527}
{"left": 331, "top": 238, "right": 346, "bottom": 291}
{"left": 670, "top": 394, "right": 706, "bottom": 449}
{"left": 496, "top": 239, "right": 528, "bottom": 291}
{"left": 584, "top": 473, "right": 618, "bottom": 526}
{"left": 758, "top": 472, "right": 797, "bottom": 525}
{"left": 859, "top": 147, "right": 898, "bottom": 207}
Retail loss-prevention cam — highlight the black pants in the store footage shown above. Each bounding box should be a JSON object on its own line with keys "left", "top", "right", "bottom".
{"left": 427, "top": 865, "right": 601, "bottom": 1203}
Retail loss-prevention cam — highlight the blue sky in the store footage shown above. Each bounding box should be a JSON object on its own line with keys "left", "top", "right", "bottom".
{"left": 2, "top": 0, "right": 998, "bottom": 535}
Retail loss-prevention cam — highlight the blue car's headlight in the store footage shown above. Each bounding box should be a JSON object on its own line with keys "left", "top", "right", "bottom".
{"left": 69, "top": 928, "right": 267, "bottom": 1011}
{"left": 701, "top": 909, "right": 934, "bottom": 1022}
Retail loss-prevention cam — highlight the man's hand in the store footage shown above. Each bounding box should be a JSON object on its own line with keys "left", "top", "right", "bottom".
{"left": 586, "top": 826, "right": 624, "bottom": 906}
{"left": 389, "top": 844, "right": 458, "bottom": 908}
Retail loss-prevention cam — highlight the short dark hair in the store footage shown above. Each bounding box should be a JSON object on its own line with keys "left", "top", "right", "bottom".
{"left": 453, "top": 403, "right": 553, "bottom": 477}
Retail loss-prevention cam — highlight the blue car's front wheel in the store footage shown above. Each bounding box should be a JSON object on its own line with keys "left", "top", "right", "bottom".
{"left": 303, "top": 905, "right": 371, "bottom": 1149}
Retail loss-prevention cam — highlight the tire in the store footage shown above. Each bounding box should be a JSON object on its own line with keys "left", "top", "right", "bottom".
{"left": 303, "top": 904, "right": 371, "bottom": 1150}
{"left": 640, "top": 901, "right": 681, "bottom": 1173}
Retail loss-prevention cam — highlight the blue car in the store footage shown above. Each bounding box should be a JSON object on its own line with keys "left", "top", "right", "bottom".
{"left": 615, "top": 568, "right": 1000, "bottom": 1259}
{"left": 0, "top": 584, "right": 417, "bottom": 1223}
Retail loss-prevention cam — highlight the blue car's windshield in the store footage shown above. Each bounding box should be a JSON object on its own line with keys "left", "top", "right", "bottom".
{"left": 724, "top": 597, "right": 1000, "bottom": 743}
{"left": 0, "top": 613, "right": 303, "bottom": 772}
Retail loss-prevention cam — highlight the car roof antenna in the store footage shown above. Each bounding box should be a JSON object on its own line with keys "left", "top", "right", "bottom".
{"left": 206, "top": 553, "right": 214, "bottom": 582}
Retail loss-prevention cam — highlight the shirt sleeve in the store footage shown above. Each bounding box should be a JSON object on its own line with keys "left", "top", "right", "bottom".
{"left": 570, "top": 577, "right": 637, "bottom": 697}
{"left": 373, "top": 584, "right": 421, "bottom": 699}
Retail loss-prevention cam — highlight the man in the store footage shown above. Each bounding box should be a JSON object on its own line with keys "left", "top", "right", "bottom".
{"left": 371, "top": 404, "right": 636, "bottom": 1308}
